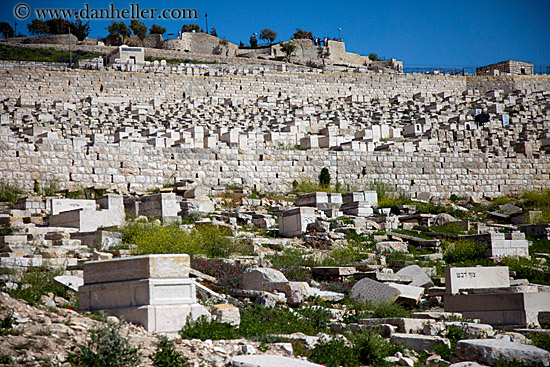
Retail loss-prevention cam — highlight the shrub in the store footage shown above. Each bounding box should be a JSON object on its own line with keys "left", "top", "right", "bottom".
{"left": 4, "top": 265, "right": 73, "bottom": 306}
{"left": 311, "top": 337, "right": 359, "bottom": 367}
{"left": 190, "top": 258, "right": 246, "bottom": 293}
{"left": 319, "top": 168, "right": 331, "bottom": 188}
{"left": 370, "top": 301, "right": 410, "bottom": 318}
{"left": 124, "top": 219, "right": 239, "bottom": 258}
{"left": 152, "top": 335, "right": 188, "bottom": 367}
{"left": 67, "top": 316, "right": 139, "bottom": 367}
{"left": 351, "top": 330, "right": 401, "bottom": 366}
{"left": 442, "top": 239, "right": 486, "bottom": 263}
{"left": 530, "top": 333, "right": 550, "bottom": 352}
{"left": 0, "top": 181, "right": 24, "bottom": 203}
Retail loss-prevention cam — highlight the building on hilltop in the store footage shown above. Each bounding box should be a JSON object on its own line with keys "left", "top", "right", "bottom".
{"left": 106, "top": 45, "right": 145, "bottom": 67}
{"left": 476, "top": 60, "right": 533, "bottom": 76}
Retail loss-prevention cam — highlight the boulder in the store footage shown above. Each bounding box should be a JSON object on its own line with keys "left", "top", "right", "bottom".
{"left": 396, "top": 265, "right": 434, "bottom": 288}
{"left": 455, "top": 339, "right": 550, "bottom": 367}
{"left": 390, "top": 333, "right": 450, "bottom": 352}
{"left": 264, "top": 281, "right": 311, "bottom": 305}
{"left": 210, "top": 304, "right": 240, "bottom": 326}
{"left": 242, "top": 268, "right": 288, "bottom": 291}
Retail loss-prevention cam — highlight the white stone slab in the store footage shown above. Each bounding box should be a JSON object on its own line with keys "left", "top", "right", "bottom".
{"left": 445, "top": 266, "right": 510, "bottom": 295}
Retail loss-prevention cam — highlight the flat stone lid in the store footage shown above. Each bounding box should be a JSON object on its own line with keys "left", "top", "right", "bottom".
{"left": 83, "top": 254, "right": 190, "bottom": 284}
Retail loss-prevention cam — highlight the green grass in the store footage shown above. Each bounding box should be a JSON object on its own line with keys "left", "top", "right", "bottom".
{"left": 442, "top": 238, "right": 486, "bottom": 264}
{"left": 179, "top": 305, "right": 332, "bottom": 341}
{"left": 0, "top": 44, "right": 103, "bottom": 63}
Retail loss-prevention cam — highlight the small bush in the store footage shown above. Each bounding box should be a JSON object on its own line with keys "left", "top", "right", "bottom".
{"left": 66, "top": 316, "right": 140, "bottom": 367}
{"left": 370, "top": 301, "right": 410, "bottom": 318}
{"left": 124, "top": 219, "right": 240, "bottom": 258}
{"left": 311, "top": 337, "right": 359, "bottom": 367}
{"left": 442, "top": 239, "right": 486, "bottom": 263}
{"left": 4, "top": 265, "right": 73, "bottom": 306}
{"left": 152, "top": 335, "right": 188, "bottom": 367}
{"left": 0, "top": 181, "right": 24, "bottom": 203}
{"left": 319, "top": 168, "right": 331, "bottom": 188}
{"left": 190, "top": 258, "right": 246, "bottom": 293}
{"left": 351, "top": 330, "right": 402, "bottom": 366}
{"left": 0, "top": 315, "right": 14, "bottom": 336}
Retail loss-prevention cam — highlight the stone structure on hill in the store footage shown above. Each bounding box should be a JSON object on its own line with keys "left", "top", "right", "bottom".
{"left": 477, "top": 60, "right": 534, "bottom": 76}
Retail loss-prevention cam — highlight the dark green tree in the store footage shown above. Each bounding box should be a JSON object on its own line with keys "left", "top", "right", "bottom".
{"left": 130, "top": 19, "right": 147, "bottom": 40}
{"left": 249, "top": 35, "right": 258, "bottom": 48}
{"left": 108, "top": 21, "right": 131, "bottom": 44}
{"left": 319, "top": 167, "right": 331, "bottom": 188}
{"left": 0, "top": 22, "right": 14, "bottom": 39}
{"left": 209, "top": 28, "right": 217, "bottom": 37}
{"left": 27, "top": 19, "right": 50, "bottom": 36}
{"left": 72, "top": 19, "right": 90, "bottom": 41}
{"left": 259, "top": 28, "right": 277, "bottom": 44}
{"left": 291, "top": 28, "right": 313, "bottom": 40}
{"left": 368, "top": 53, "right": 379, "bottom": 61}
{"left": 46, "top": 18, "right": 72, "bottom": 35}
{"left": 181, "top": 24, "right": 200, "bottom": 32}
{"left": 149, "top": 24, "right": 166, "bottom": 35}
{"left": 280, "top": 41, "right": 296, "bottom": 62}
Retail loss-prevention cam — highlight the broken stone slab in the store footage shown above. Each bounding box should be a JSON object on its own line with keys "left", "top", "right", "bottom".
{"left": 242, "top": 268, "right": 288, "bottom": 291}
{"left": 423, "top": 321, "right": 494, "bottom": 338}
{"left": 350, "top": 277, "right": 401, "bottom": 305}
{"left": 396, "top": 265, "right": 434, "bottom": 288}
{"left": 264, "top": 281, "right": 311, "bottom": 305}
{"left": 455, "top": 339, "right": 550, "bottom": 367}
{"left": 309, "top": 288, "right": 344, "bottom": 302}
{"left": 359, "top": 317, "right": 430, "bottom": 334}
{"left": 387, "top": 283, "right": 425, "bottom": 306}
{"left": 357, "top": 272, "right": 414, "bottom": 284}
{"left": 83, "top": 254, "right": 190, "bottom": 285}
{"left": 375, "top": 241, "right": 409, "bottom": 253}
{"left": 210, "top": 304, "right": 240, "bottom": 326}
{"left": 311, "top": 266, "right": 356, "bottom": 278}
{"left": 390, "top": 333, "right": 450, "bottom": 352}
{"left": 413, "top": 311, "right": 462, "bottom": 321}
{"left": 449, "top": 363, "right": 488, "bottom": 367}
{"left": 231, "top": 354, "right": 324, "bottom": 367}
{"left": 54, "top": 275, "right": 83, "bottom": 292}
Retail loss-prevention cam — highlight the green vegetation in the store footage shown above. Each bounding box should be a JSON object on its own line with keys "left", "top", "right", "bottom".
{"left": 319, "top": 167, "right": 331, "bottom": 188}
{"left": 291, "top": 176, "right": 353, "bottom": 194}
{"left": 366, "top": 180, "right": 411, "bottom": 208}
{"left": 0, "top": 181, "right": 24, "bottom": 203}
{"left": 0, "top": 315, "right": 15, "bottom": 336}
{"left": 180, "top": 305, "right": 332, "bottom": 341}
{"left": 259, "top": 28, "right": 277, "bottom": 44}
{"left": 3, "top": 265, "right": 77, "bottom": 307}
{"left": 67, "top": 315, "right": 140, "bottom": 367}
{"left": 123, "top": 219, "right": 245, "bottom": 258}
{"left": 149, "top": 24, "right": 166, "bottom": 35}
{"left": 129, "top": 19, "right": 147, "bottom": 40}
{"left": 152, "top": 335, "right": 188, "bottom": 367}
{"left": 530, "top": 332, "right": 550, "bottom": 352}
{"left": 368, "top": 53, "right": 379, "bottom": 61}
{"left": 291, "top": 28, "right": 313, "bottom": 39}
{"left": 0, "top": 44, "right": 103, "bottom": 63}
{"left": 311, "top": 330, "right": 401, "bottom": 367}
{"left": 442, "top": 239, "right": 486, "bottom": 264}
{"left": 280, "top": 41, "right": 296, "bottom": 62}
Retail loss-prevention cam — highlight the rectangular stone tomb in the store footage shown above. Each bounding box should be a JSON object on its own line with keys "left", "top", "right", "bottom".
{"left": 79, "top": 254, "right": 206, "bottom": 333}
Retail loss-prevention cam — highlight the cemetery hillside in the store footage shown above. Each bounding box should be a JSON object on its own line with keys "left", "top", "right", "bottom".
{"left": 0, "top": 17, "right": 549, "bottom": 367}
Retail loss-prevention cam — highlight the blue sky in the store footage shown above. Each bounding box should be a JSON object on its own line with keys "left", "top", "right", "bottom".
{"left": 3, "top": 0, "right": 549, "bottom": 69}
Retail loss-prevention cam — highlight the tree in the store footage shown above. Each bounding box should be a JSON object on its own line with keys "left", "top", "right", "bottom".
{"left": 0, "top": 23, "right": 14, "bottom": 39}
{"left": 149, "top": 24, "right": 166, "bottom": 35}
{"left": 72, "top": 19, "right": 90, "bottom": 41}
{"left": 259, "top": 28, "right": 277, "bottom": 45}
{"left": 249, "top": 35, "right": 258, "bottom": 48}
{"left": 27, "top": 19, "right": 50, "bottom": 36}
{"left": 317, "top": 45, "right": 330, "bottom": 66}
{"left": 319, "top": 168, "right": 331, "bottom": 188}
{"left": 108, "top": 21, "right": 131, "bottom": 44}
{"left": 280, "top": 41, "right": 296, "bottom": 62}
{"left": 210, "top": 28, "right": 217, "bottom": 37}
{"left": 130, "top": 19, "right": 147, "bottom": 40}
{"left": 181, "top": 24, "right": 200, "bottom": 32}
{"left": 368, "top": 53, "right": 379, "bottom": 61}
{"left": 292, "top": 28, "right": 313, "bottom": 40}
{"left": 46, "top": 18, "right": 72, "bottom": 35}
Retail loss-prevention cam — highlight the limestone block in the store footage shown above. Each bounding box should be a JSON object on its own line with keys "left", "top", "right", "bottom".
{"left": 390, "top": 333, "right": 450, "bottom": 352}
{"left": 210, "top": 304, "right": 241, "bottom": 326}
{"left": 455, "top": 339, "right": 550, "bottom": 367}
{"left": 242, "top": 268, "right": 288, "bottom": 291}
{"left": 351, "top": 277, "right": 401, "bottom": 305}
{"left": 83, "top": 254, "right": 190, "bottom": 284}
